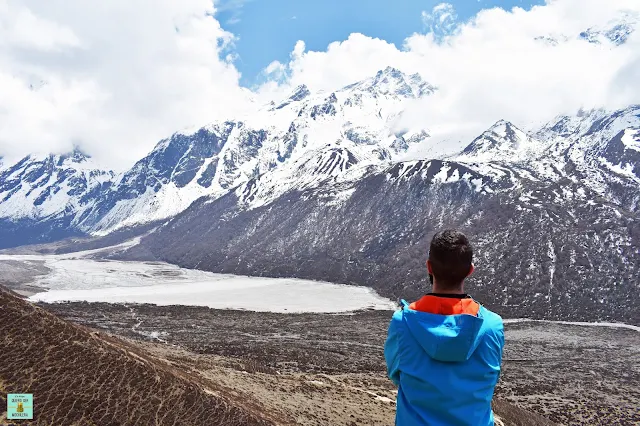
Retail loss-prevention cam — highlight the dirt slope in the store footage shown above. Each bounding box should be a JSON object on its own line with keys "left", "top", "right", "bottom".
{"left": 39, "top": 301, "right": 564, "bottom": 426}
{"left": 0, "top": 288, "right": 278, "bottom": 426}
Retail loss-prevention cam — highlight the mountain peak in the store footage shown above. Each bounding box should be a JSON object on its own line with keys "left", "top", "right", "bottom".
{"left": 289, "top": 84, "right": 310, "bottom": 102}
{"left": 342, "top": 67, "right": 435, "bottom": 99}
{"left": 271, "top": 84, "right": 311, "bottom": 110}
{"left": 376, "top": 66, "right": 404, "bottom": 79}
{"left": 481, "top": 120, "right": 520, "bottom": 140}
{"left": 458, "top": 120, "right": 535, "bottom": 162}
{"left": 490, "top": 119, "right": 510, "bottom": 128}
{"left": 58, "top": 146, "right": 91, "bottom": 163}
{"left": 579, "top": 14, "right": 637, "bottom": 46}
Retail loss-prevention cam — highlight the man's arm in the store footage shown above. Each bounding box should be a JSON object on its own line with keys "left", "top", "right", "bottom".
{"left": 384, "top": 310, "right": 403, "bottom": 386}
{"left": 494, "top": 321, "right": 505, "bottom": 384}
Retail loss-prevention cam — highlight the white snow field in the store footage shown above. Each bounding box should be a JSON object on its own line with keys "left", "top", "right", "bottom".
{"left": 0, "top": 249, "right": 395, "bottom": 312}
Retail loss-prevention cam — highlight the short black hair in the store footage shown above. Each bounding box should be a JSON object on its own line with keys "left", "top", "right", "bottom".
{"left": 428, "top": 230, "right": 473, "bottom": 289}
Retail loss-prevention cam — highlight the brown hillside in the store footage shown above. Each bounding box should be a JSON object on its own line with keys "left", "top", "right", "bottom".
{"left": 0, "top": 288, "right": 278, "bottom": 426}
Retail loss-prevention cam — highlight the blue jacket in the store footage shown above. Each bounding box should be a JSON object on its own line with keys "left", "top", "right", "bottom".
{"left": 384, "top": 299, "right": 504, "bottom": 426}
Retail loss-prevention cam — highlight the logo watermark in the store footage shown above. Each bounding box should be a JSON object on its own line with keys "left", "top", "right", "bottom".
{"left": 7, "top": 394, "right": 33, "bottom": 420}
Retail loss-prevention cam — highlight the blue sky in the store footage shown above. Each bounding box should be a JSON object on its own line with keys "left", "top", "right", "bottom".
{"left": 216, "top": 0, "right": 546, "bottom": 87}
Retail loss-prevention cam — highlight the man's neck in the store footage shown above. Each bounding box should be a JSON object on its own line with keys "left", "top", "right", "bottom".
{"left": 431, "top": 284, "right": 465, "bottom": 295}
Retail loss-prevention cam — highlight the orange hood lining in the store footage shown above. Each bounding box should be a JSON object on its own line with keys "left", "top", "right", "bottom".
{"left": 409, "top": 294, "right": 480, "bottom": 316}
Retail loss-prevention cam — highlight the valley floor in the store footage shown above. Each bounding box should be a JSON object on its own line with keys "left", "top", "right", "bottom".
{"left": 0, "top": 255, "right": 395, "bottom": 312}
{"left": 41, "top": 302, "right": 640, "bottom": 426}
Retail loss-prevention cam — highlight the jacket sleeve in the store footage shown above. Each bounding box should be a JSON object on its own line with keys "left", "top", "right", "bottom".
{"left": 384, "top": 310, "right": 403, "bottom": 386}
{"left": 495, "top": 321, "right": 505, "bottom": 383}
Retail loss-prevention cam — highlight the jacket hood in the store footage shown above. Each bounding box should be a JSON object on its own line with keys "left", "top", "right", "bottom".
{"left": 401, "top": 300, "right": 485, "bottom": 362}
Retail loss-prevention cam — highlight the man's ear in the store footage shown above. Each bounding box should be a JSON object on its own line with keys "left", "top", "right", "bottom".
{"left": 467, "top": 264, "right": 475, "bottom": 277}
{"left": 427, "top": 260, "right": 433, "bottom": 274}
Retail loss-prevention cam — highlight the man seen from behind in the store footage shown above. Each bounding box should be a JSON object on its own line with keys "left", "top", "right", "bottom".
{"left": 384, "top": 230, "right": 504, "bottom": 425}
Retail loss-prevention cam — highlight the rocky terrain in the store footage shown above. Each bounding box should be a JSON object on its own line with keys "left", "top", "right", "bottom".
{"left": 0, "top": 286, "right": 566, "bottom": 426}
{"left": 0, "top": 288, "right": 280, "bottom": 425}
{"left": 119, "top": 148, "right": 639, "bottom": 323}
{"left": 40, "top": 300, "right": 640, "bottom": 426}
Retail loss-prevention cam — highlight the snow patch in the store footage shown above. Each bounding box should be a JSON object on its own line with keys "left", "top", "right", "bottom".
{"left": 7, "top": 253, "right": 396, "bottom": 313}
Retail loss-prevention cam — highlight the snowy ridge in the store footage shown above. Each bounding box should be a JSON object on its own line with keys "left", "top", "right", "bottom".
{"left": 0, "top": 68, "right": 441, "bottom": 237}
{"left": 534, "top": 106, "right": 640, "bottom": 207}
{"left": 455, "top": 120, "right": 548, "bottom": 163}
{"left": 579, "top": 13, "right": 638, "bottom": 45}
{"left": 1, "top": 70, "right": 640, "bottom": 246}
{"left": 341, "top": 66, "right": 436, "bottom": 99}
{"left": 89, "top": 67, "right": 436, "bottom": 232}
{"left": 0, "top": 149, "right": 113, "bottom": 221}
{"left": 236, "top": 145, "right": 377, "bottom": 209}
{"left": 385, "top": 160, "right": 496, "bottom": 194}
{"left": 536, "top": 12, "right": 638, "bottom": 46}
{"left": 439, "top": 105, "right": 640, "bottom": 211}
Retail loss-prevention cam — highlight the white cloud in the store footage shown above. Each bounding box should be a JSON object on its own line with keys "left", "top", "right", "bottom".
{"left": 0, "top": 2, "right": 82, "bottom": 51}
{"left": 256, "top": 34, "right": 413, "bottom": 96}
{"left": 0, "top": 0, "right": 252, "bottom": 169}
{"left": 265, "top": 60, "right": 286, "bottom": 76}
{"left": 2, "top": 0, "right": 640, "bottom": 170}
{"left": 422, "top": 3, "right": 459, "bottom": 40}
{"left": 214, "top": 0, "right": 253, "bottom": 26}
{"left": 258, "top": 0, "right": 640, "bottom": 156}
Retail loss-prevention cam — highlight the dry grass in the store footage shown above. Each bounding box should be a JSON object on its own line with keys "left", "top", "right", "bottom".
{"left": 0, "top": 288, "right": 280, "bottom": 426}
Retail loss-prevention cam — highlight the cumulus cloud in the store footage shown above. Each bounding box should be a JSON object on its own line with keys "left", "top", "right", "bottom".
{"left": 421, "top": 3, "right": 459, "bottom": 41}
{"left": 264, "top": 60, "right": 287, "bottom": 78}
{"left": 0, "top": 0, "right": 252, "bottom": 169}
{"left": 256, "top": 34, "right": 415, "bottom": 97}
{"left": 259, "top": 0, "right": 640, "bottom": 156}
{"left": 2, "top": 0, "right": 640, "bottom": 169}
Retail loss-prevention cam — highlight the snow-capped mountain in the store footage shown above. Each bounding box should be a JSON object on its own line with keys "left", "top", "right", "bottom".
{"left": 536, "top": 13, "right": 638, "bottom": 46}
{"left": 83, "top": 67, "right": 435, "bottom": 233}
{"left": 0, "top": 149, "right": 114, "bottom": 247}
{"left": 1, "top": 80, "right": 638, "bottom": 243}
{"left": 113, "top": 104, "right": 640, "bottom": 323}
{"left": 534, "top": 105, "right": 640, "bottom": 210}
{"left": 579, "top": 14, "right": 637, "bottom": 45}
{"left": 0, "top": 148, "right": 113, "bottom": 220}
{"left": 0, "top": 68, "right": 639, "bottom": 322}
{"left": 454, "top": 120, "right": 545, "bottom": 163}
{"left": 0, "top": 67, "right": 436, "bottom": 241}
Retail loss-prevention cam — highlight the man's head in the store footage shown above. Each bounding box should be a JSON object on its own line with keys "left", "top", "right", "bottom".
{"left": 427, "top": 230, "right": 474, "bottom": 291}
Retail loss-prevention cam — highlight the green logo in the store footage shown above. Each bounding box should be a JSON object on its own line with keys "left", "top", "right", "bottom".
{"left": 7, "top": 394, "right": 33, "bottom": 420}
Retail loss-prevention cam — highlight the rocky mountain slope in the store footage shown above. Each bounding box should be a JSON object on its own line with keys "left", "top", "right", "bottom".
{"left": 0, "top": 67, "right": 434, "bottom": 245}
{"left": 0, "top": 287, "right": 279, "bottom": 425}
{"left": 119, "top": 106, "right": 640, "bottom": 324}
{"left": 0, "top": 149, "right": 113, "bottom": 248}
{"left": 0, "top": 69, "right": 638, "bottom": 323}
{"left": 85, "top": 67, "right": 434, "bottom": 233}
